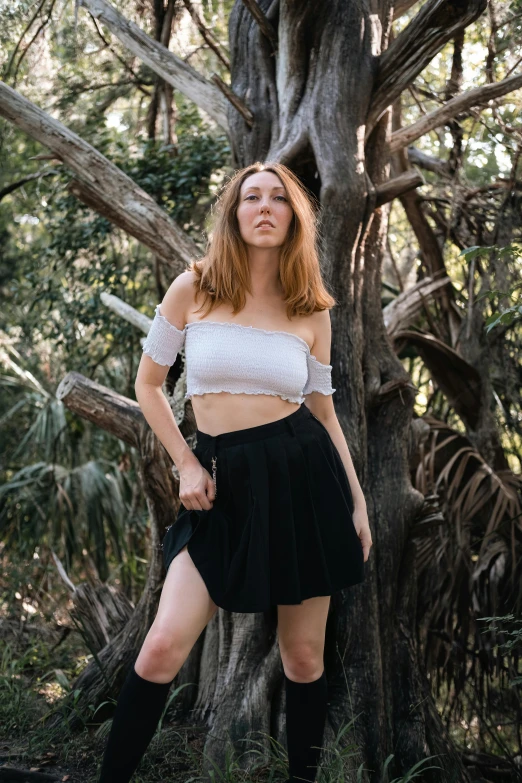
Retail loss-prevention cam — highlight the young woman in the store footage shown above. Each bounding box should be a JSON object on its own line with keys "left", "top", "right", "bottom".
{"left": 98, "top": 161, "right": 372, "bottom": 783}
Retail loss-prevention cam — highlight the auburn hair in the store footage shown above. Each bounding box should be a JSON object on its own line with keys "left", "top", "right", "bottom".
{"left": 186, "top": 161, "right": 336, "bottom": 320}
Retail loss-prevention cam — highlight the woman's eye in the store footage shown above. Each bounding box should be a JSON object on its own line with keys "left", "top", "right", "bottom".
{"left": 245, "top": 194, "right": 287, "bottom": 201}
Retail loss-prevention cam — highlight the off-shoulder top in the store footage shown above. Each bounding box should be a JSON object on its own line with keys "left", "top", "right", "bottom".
{"left": 142, "top": 304, "right": 336, "bottom": 404}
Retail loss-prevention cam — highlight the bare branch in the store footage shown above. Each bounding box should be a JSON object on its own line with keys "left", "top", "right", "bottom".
{"left": 64, "top": 78, "right": 152, "bottom": 99}
{"left": 98, "top": 291, "right": 189, "bottom": 425}
{"left": 89, "top": 13, "right": 153, "bottom": 96}
{"left": 211, "top": 73, "right": 254, "bottom": 127}
{"left": 390, "top": 72, "right": 522, "bottom": 152}
{"left": 407, "top": 147, "right": 451, "bottom": 175}
{"left": 0, "top": 81, "right": 199, "bottom": 276}
{"left": 368, "top": 0, "right": 488, "bottom": 136}
{"left": 241, "top": 0, "right": 278, "bottom": 50}
{"left": 374, "top": 169, "right": 424, "bottom": 206}
{"left": 4, "top": 0, "right": 47, "bottom": 81}
{"left": 0, "top": 168, "right": 58, "bottom": 201}
{"left": 394, "top": 0, "right": 420, "bottom": 16}
{"left": 498, "top": 9, "right": 522, "bottom": 29}
{"left": 76, "top": 0, "right": 230, "bottom": 130}
{"left": 182, "top": 0, "right": 231, "bottom": 70}
{"left": 56, "top": 371, "right": 141, "bottom": 447}
{"left": 10, "top": 0, "right": 59, "bottom": 86}
{"left": 99, "top": 291, "right": 153, "bottom": 335}
{"left": 383, "top": 274, "right": 453, "bottom": 336}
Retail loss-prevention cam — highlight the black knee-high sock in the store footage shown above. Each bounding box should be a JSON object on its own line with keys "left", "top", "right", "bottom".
{"left": 98, "top": 664, "right": 174, "bottom": 783}
{"left": 284, "top": 670, "right": 328, "bottom": 783}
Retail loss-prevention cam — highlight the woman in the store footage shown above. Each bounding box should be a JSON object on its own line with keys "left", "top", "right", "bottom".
{"left": 98, "top": 161, "right": 372, "bottom": 783}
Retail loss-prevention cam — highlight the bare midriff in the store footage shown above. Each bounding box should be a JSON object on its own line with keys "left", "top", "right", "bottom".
{"left": 190, "top": 391, "right": 302, "bottom": 436}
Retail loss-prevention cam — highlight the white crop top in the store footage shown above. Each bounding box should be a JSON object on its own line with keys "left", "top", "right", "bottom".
{"left": 142, "top": 304, "right": 336, "bottom": 404}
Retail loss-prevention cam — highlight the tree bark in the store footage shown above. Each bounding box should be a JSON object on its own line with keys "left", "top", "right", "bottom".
{"left": 390, "top": 71, "right": 522, "bottom": 152}
{"left": 46, "top": 370, "right": 186, "bottom": 727}
{"left": 76, "top": 0, "right": 232, "bottom": 130}
{"left": 223, "top": 2, "right": 475, "bottom": 781}
{"left": 51, "top": 545, "right": 135, "bottom": 654}
{"left": 369, "top": 0, "right": 488, "bottom": 134}
{"left": 3, "top": 0, "right": 503, "bottom": 778}
{"left": 0, "top": 81, "right": 198, "bottom": 283}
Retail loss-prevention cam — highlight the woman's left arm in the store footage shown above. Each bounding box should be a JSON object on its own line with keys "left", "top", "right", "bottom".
{"left": 304, "top": 310, "right": 373, "bottom": 562}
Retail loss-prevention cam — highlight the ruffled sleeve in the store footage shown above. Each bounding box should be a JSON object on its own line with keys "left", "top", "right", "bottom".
{"left": 142, "top": 304, "right": 186, "bottom": 367}
{"left": 303, "top": 353, "right": 336, "bottom": 396}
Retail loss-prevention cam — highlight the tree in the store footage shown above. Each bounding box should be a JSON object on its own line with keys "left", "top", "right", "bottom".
{"left": 1, "top": 0, "right": 521, "bottom": 780}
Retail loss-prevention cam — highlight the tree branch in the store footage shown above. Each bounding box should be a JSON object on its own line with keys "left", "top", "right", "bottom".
{"left": 211, "top": 73, "right": 254, "bottom": 126}
{"left": 374, "top": 169, "right": 424, "bottom": 207}
{"left": 0, "top": 81, "right": 199, "bottom": 277}
{"left": 407, "top": 146, "right": 451, "bottom": 175}
{"left": 56, "top": 371, "right": 142, "bottom": 447}
{"left": 10, "top": 0, "right": 59, "bottom": 87}
{"left": 383, "top": 275, "right": 453, "bottom": 336}
{"left": 89, "top": 13, "right": 153, "bottom": 96}
{"left": 0, "top": 168, "right": 58, "bottom": 202}
{"left": 182, "top": 0, "right": 231, "bottom": 70}
{"left": 100, "top": 291, "right": 154, "bottom": 335}
{"left": 76, "top": 0, "right": 231, "bottom": 130}
{"left": 368, "top": 0, "right": 488, "bottom": 136}
{"left": 389, "top": 72, "right": 522, "bottom": 152}
{"left": 241, "top": 0, "right": 278, "bottom": 50}
{"left": 394, "top": 0, "right": 420, "bottom": 17}
{"left": 53, "top": 369, "right": 188, "bottom": 733}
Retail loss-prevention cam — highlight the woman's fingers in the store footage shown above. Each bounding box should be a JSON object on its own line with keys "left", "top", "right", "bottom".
{"left": 182, "top": 468, "right": 215, "bottom": 511}
{"left": 206, "top": 474, "right": 216, "bottom": 503}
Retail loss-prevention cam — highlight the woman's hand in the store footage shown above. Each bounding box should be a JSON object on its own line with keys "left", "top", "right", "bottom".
{"left": 179, "top": 457, "right": 216, "bottom": 511}
{"left": 352, "top": 504, "right": 372, "bottom": 562}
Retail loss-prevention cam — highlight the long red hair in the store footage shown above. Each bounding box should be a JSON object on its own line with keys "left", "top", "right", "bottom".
{"left": 187, "top": 161, "right": 336, "bottom": 320}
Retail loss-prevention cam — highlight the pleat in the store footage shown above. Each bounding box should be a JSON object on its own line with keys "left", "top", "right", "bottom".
{"left": 309, "top": 418, "right": 355, "bottom": 513}
{"left": 264, "top": 434, "right": 301, "bottom": 603}
{"left": 221, "top": 442, "right": 270, "bottom": 608}
{"left": 304, "top": 431, "right": 364, "bottom": 586}
{"left": 282, "top": 431, "right": 335, "bottom": 599}
{"left": 163, "top": 410, "right": 365, "bottom": 613}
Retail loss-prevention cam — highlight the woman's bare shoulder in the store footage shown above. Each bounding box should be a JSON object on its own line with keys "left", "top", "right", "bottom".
{"left": 159, "top": 270, "right": 198, "bottom": 331}
{"left": 307, "top": 308, "right": 333, "bottom": 358}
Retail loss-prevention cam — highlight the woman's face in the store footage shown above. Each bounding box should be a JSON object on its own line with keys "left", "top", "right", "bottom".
{"left": 236, "top": 171, "right": 294, "bottom": 250}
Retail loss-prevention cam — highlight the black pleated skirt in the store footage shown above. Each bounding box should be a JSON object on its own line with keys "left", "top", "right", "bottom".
{"left": 161, "top": 403, "right": 365, "bottom": 613}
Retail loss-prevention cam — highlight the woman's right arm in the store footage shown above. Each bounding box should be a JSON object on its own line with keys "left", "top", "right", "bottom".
{"left": 134, "top": 272, "right": 215, "bottom": 511}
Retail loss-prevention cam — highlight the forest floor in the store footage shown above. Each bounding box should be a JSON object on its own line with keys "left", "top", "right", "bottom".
{"left": 0, "top": 558, "right": 511, "bottom": 783}
{"left": 0, "top": 611, "right": 277, "bottom": 783}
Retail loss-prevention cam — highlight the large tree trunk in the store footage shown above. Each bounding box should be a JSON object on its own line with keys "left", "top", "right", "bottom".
{"left": 7, "top": 0, "right": 516, "bottom": 779}
{"left": 211, "top": 2, "right": 491, "bottom": 781}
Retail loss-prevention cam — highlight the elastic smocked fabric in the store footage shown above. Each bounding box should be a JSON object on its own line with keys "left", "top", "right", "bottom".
{"left": 141, "top": 304, "right": 186, "bottom": 367}
{"left": 141, "top": 304, "right": 336, "bottom": 404}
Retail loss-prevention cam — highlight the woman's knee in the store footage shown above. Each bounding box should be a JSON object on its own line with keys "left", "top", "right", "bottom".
{"left": 280, "top": 642, "right": 324, "bottom": 682}
{"left": 134, "top": 628, "right": 189, "bottom": 681}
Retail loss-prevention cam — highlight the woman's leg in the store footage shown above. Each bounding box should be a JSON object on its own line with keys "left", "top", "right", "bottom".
{"left": 98, "top": 545, "right": 219, "bottom": 783}
{"left": 277, "top": 596, "right": 331, "bottom": 783}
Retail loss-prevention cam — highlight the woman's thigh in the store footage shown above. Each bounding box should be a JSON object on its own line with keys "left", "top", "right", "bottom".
{"left": 277, "top": 596, "right": 330, "bottom": 678}
{"left": 135, "top": 546, "right": 219, "bottom": 677}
